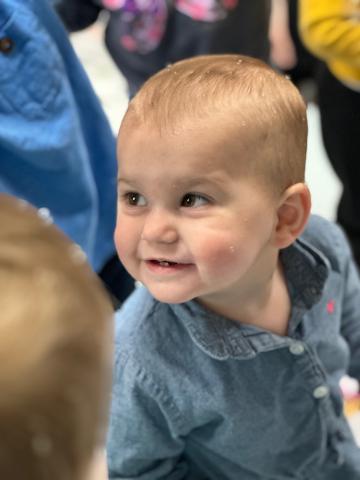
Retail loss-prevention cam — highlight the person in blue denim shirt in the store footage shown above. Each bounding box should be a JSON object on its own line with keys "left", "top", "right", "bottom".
{"left": 107, "top": 54, "right": 360, "bottom": 479}
{"left": 0, "top": 0, "right": 133, "bottom": 304}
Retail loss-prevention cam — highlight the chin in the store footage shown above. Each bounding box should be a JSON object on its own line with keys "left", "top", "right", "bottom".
{"left": 147, "top": 285, "right": 196, "bottom": 304}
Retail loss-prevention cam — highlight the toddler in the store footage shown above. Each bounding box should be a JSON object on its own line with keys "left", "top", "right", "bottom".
{"left": 0, "top": 194, "right": 113, "bottom": 480}
{"left": 108, "top": 55, "right": 360, "bottom": 479}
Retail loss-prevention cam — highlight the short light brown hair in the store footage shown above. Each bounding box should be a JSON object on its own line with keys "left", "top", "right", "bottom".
{"left": 0, "top": 194, "right": 113, "bottom": 480}
{"left": 122, "top": 54, "right": 308, "bottom": 194}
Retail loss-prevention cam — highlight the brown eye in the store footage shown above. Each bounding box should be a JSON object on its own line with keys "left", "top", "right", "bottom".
{"left": 125, "top": 192, "right": 146, "bottom": 206}
{"left": 181, "top": 194, "right": 195, "bottom": 207}
{"left": 181, "top": 193, "right": 208, "bottom": 208}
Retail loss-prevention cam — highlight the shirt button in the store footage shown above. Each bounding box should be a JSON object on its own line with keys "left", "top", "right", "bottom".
{"left": 0, "top": 36, "right": 14, "bottom": 53}
{"left": 289, "top": 342, "right": 305, "bottom": 355}
{"left": 313, "top": 385, "right": 329, "bottom": 399}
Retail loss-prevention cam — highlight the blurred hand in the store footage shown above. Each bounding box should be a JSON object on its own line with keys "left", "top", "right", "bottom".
{"left": 270, "top": 32, "right": 298, "bottom": 70}
{"left": 269, "top": 0, "right": 298, "bottom": 70}
{"left": 87, "top": 450, "right": 108, "bottom": 480}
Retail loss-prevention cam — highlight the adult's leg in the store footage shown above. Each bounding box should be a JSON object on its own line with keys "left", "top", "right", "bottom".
{"left": 104, "top": 9, "right": 219, "bottom": 96}
{"left": 208, "top": 0, "right": 271, "bottom": 61}
{"left": 317, "top": 65, "right": 360, "bottom": 266}
{"left": 104, "top": 9, "right": 171, "bottom": 96}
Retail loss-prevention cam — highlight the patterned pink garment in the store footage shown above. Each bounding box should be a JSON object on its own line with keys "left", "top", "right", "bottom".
{"left": 175, "top": 0, "right": 233, "bottom": 21}
{"left": 102, "top": 0, "right": 124, "bottom": 9}
{"left": 101, "top": 0, "right": 238, "bottom": 53}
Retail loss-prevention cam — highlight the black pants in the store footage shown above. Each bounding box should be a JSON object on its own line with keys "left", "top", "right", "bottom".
{"left": 317, "top": 65, "right": 360, "bottom": 266}
{"left": 208, "top": 0, "right": 270, "bottom": 60}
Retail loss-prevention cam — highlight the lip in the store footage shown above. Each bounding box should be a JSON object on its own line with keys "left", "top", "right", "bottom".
{"left": 144, "top": 259, "right": 194, "bottom": 275}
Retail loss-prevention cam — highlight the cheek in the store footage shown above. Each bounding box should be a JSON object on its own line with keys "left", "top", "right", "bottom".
{"left": 114, "top": 227, "right": 127, "bottom": 264}
{"left": 194, "top": 233, "right": 244, "bottom": 274}
{"left": 114, "top": 215, "right": 137, "bottom": 264}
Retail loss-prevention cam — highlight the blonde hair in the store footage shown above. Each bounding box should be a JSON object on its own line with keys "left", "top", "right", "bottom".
{"left": 0, "top": 195, "right": 113, "bottom": 480}
{"left": 122, "top": 54, "right": 308, "bottom": 194}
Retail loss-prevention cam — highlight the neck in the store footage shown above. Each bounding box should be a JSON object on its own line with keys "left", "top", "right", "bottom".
{"left": 198, "top": 259, "right": 291, "bottom": 336}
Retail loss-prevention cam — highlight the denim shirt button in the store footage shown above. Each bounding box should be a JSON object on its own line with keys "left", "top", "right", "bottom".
{"left": 0, "top": 36, "right": 14, "bottom": 54}
{"left": 313, "top": 385, "right": 329, "bottom": 399}
{"left": 289, "top": 342, "right": 305, "bottom": 355}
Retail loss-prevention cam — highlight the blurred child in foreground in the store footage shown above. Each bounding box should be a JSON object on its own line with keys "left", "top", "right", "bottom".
{"left": 0, "top": 194, "right": 113, "bottom": 480}
{"left": 108, "top": 55, "right": 360, "bottom": 479}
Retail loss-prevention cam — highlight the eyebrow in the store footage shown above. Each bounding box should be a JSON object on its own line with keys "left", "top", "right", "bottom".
{"left": 118, "top": 178, "right": 132, "bottom": 185}
{"left": 174, "top": 175, "right": 228, "bottom": 189}
{"left": 118, "top": 173, "right": 228, "bottom": 189}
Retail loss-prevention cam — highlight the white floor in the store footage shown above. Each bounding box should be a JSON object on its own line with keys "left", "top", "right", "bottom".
{"left": 70, "top": 21, "right": 360, "bottom": 443}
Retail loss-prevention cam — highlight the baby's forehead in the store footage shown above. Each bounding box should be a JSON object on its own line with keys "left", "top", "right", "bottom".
{"left": 120, "top": 107, "right": 256, "bottom": 142}
{"left": 119, "top": 113, "right": 259, "bottom": 169}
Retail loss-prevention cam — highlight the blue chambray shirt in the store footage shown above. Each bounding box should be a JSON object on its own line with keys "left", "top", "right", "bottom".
{"left": 0, "top": 0, "right": 117, "bottom": 271}
{"left": 107, "top": 215, "right": 360, "bottom": 479}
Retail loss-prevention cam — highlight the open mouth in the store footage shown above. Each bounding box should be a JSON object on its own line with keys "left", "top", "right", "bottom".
{"left": 145, "top": 259, "right": 193, "bottom": 273}
{"left": 152, "top": 260, "right": 177, "bottom": 267}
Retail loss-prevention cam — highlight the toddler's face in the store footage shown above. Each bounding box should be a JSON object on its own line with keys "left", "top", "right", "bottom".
{"left": 115, "top": 123, "right": 280, "bottom": 306}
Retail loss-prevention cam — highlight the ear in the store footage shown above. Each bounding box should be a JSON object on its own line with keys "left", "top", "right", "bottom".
{"left": 273, "top": 183, "right": 311, "bottom": 249}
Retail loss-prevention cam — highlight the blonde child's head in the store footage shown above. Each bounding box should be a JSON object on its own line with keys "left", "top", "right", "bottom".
{"left": 121, "top": 54, "right": 308, "bottom": 195}
{"left": 115, "top": 54, "right": 311, "bottom": 308}
{"left": 0, "top": 194, "right": 113, "bottom": 480}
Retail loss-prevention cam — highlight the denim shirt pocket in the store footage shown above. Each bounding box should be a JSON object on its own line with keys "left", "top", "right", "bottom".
{"left": 0, "top": 7, "right": 62, "bottom": 119}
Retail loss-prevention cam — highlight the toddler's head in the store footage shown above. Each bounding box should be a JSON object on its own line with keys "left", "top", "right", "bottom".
{"left": 0, "top": 195, "right": 113, "bottom": 480}
{"left": 120, "top": 54, "right": 307, "bottom": 195}
{"left": 115, "top": 55, "right": 310, "bottom": 306}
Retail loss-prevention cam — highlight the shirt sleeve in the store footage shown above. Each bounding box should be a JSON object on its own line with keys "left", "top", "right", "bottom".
{"left": 107, "top": 352, "right": 188, "bottom": 479}
{"left": 298, "top": 0, "right": 360, "bottom": 67}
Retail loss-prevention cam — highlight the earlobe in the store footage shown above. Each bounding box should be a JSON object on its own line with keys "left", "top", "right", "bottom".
{"left": 274, "top": 183, "right": 311, "bottom": 249}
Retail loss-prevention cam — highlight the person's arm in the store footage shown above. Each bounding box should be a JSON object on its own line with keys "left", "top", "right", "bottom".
{"left": 55, "top": 0, "right": 102, "bottom": 32}
{"left": 269, "top": 0, "right": 297, "bottom": 70}
{"left": 107, "top": 353, "right": 188, "bottom": 479}
{"left": 299, "top": 0, "right": 360, "bottom": 67}
{"left": 87, "top": 450, "right": 109, "bottom": 480}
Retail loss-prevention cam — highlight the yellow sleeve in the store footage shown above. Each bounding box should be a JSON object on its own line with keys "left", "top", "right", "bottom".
{"left": 299, "top": 0, "right": 360, "bottom": 67}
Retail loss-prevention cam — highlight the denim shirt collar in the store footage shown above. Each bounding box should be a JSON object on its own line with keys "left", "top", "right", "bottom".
{"left": 169, "top": 238, "right": 330, "bottom": 361}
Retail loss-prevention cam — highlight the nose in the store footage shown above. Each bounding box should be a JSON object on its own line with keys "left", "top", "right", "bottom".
{"left": 141, "top": 208, "right": 178, "bottom": 244}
